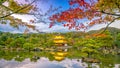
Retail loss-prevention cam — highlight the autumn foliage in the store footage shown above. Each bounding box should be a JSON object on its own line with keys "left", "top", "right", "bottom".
{"left": 0, "top": 0, "right": 36, "bottom": 32}
{"left": 49, "top": 0, "right": 120, "bottom": 30}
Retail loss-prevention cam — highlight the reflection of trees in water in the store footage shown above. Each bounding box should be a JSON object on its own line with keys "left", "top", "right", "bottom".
{"left": 97, "top": 54, "right": 116, "bottom": 68}
{"left": 80, "top": 53, "right": 120, "bottom": 68}
{"left": 0, "top": 50, "right": 33, "bottom": 62}
{"left": 67, "top": 48, "right": 120, "bottom": 68}
{"left": 0, "top": 49, "right": 120, "bottom": 68}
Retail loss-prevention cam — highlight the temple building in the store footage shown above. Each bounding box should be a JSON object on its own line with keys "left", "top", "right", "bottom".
{"left": 53, "top": 35, "right": 67, "bottom": 46}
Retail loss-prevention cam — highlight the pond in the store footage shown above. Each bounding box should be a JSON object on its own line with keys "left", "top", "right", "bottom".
{"left": 0, "top": 47, "right": 120, "bottom": 68}
{"left": 0, "top": 58, "right": 99, "bottom": 68}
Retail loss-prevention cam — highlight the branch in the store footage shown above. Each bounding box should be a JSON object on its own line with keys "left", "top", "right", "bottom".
{"left": 100, "top": 17, "right": 120, "bottom": 34}
{"left": 0, "top": 0, "right": 37, "bottom": 18}
{"left": 13, "top": 13, "right": 43, "bottom": 15}
{"left": 0, "top": 4, "right": 13, "bottom": 11}
{"left": 97, "top": 11, "right": 120, "bottom": 16}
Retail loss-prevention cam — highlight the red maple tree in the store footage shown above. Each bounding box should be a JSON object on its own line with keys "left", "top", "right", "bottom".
{"left": 49, "top": 0, "right": 120, "bottom": 31}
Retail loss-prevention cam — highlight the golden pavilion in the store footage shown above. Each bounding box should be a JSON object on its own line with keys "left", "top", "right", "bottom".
{"left": 53, "top": 35, "right": 67, "bottom": 46}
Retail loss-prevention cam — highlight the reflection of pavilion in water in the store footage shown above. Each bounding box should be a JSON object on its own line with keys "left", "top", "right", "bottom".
{"left": 50, "top": 50, "right": 68, "bottom": 61}
{"left": 50, "top": 35, "right": 68, "bottom": 61}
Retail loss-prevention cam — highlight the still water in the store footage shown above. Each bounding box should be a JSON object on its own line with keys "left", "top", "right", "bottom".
{"left": 0, "top": 58, "right": 93, "bottom": 68}
{"left": 0, "top": 50, "right": 120, "bottom": 68}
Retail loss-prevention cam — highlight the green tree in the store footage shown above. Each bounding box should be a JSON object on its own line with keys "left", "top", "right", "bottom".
{"left": 80, "top": 38, "right": 100, "bottom": 58}
{"left": 9, "top": 37, "right": 25, "bottom": 48}
{"left": 5, "top": 38, "right": 14, "bottom": 46}
{"left": 23, "top": 43, "right": 34, "bottom": 50}
{"left": 0, "top": 35, "right": 7, "bottom": 45}
{"left": 96, "top": 31, "right": 113, "bottom": 48}
{"left": 115, "top": 33, "right": 120, "bottom": 48}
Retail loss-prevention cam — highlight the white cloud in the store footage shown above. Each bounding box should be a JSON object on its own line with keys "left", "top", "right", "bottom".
{"left": 1, "top": 13, "right": 120, "bottom": 33}
{"left": 1, "top": 14, "right": 75, "bottom": 33}
{"left": 109, "top": 20, "right": 120, "bottom": 28}
{"left": 88, "top": 20, "right": 120, "bottom": 31}
{"left": 9, "top": 14, "right": 76, "bottom": 33}
{"left": 11, "top": 14, "right": 35, "bottom": 23}
{"left": 34, "top": 23, "right": 75, "bottom": 33}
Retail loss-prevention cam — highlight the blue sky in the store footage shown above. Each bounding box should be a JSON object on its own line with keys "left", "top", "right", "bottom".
{"left": 0, "top": 0, "right": 120, "bottom": 33}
